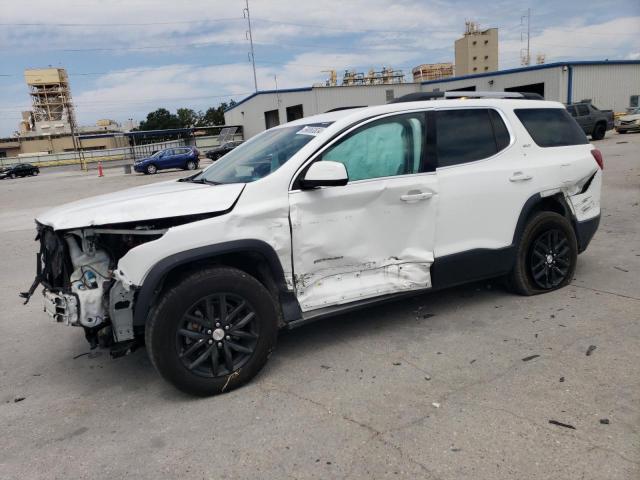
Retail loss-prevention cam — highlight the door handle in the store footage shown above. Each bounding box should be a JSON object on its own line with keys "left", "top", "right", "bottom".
{"left": 400, "top": 192, "right": 433, "bottom": 202}
{"left": 509, "top": 172, "right": 533, "bottom": 182}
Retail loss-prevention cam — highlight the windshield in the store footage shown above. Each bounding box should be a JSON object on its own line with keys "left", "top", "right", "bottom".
{"left": 194, "top": 123, "right": 331, "bottom": 184}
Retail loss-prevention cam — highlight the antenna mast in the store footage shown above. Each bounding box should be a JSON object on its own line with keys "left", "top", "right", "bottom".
{"left": 243, "top": 0, "right": 258, "bottom": 92}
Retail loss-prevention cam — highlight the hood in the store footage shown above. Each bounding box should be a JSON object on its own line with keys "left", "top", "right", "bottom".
{"left": 620, "top": 114, "right": 640, "bottom": 121}
{"left": 37, "top": 179, "right": 245, "bottom": 230}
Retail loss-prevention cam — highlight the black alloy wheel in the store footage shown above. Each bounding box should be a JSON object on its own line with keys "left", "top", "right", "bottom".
{"left": 506, "top": 211, "right": 578, "bottom": 296}
{"left": 528, "top": 228, "right": 571, "bottom": 289}
{"left": 146, "top": 267, "right": 278, "bottom": 396}
{"left": 176, "top": 293, "right": 259, "bottom": 378}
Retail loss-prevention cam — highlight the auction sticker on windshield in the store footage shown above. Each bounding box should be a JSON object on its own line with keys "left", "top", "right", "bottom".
{"left": 296, "top": 125, "right": 326, "bottom": 136}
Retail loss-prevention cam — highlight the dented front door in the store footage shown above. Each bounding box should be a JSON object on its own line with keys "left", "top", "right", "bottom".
{"left": 289, "top": 112, "right": 438, "bottom": 312}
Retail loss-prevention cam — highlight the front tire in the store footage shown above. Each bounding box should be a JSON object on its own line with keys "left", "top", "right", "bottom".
{"left": 507, "top": 211, "right": 577, "bottom": 296}
{"left": 146, "top": 164, "right": 157, "bottom": 175}
{"left": 146, "top": 267, "right": 278, "bottom": 396}
{"left": 591, "top": 123, "right": 606, "bottom": 140}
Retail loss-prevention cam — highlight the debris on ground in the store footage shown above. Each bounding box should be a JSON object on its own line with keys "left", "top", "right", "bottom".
{"left": 320, "top": 365, "right": 331, "bottom": 370}
{"left": 613, "top": 266, "right": 629, "bottom": 273}
{"left": 599, "top": 418, "right": 610, "bottom": 425}
{"left": 392, "top": 362, "right": 402, "bottom": 366}
{"left": 14, "top": 397, "right": 25, "bottom": 403}
{"left": 450, "top": 447, "right": 462, "bottom": 452}
{"left": 469, "top": 359, "right": 476, "bottom": 364}
{"left": 522, "top": 354, "right": 540, "bottom": 362}
{"left": 432, "top": 402, "right": 441, "bottom": 408}
{"left": 73, "top": 352, "right": 90, "bottom": 359}
{"left": 424, "top": 375, "right": 431, "bottom": 381}
{"left": 559, "top": 376, "right": 565, "bottom": 383}
{"left": 586, "top": 345, "right": 597, "bottom": 356}
{"left": 549, "top": 420, "right": 576, "bottom": 430}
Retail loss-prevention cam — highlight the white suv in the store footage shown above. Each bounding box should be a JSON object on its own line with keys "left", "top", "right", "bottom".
{"left": 22, "top": 94, "right": 603, "bottom": 395}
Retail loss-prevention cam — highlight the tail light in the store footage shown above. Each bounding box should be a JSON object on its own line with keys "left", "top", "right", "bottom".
{"left": 591, "top": 149, "right": 604, "bottom": 170}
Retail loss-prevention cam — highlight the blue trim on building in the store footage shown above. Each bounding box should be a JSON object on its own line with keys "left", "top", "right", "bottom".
{"left": 566, "top": 65, "right": 573, "bottom": 104}
{"left": 419, "top": 60, "right": 640, "bottom": 86}
{"left": 224, "top": 60, "right": 640, "bottom": 113}
{"left": 225, "top": 87, "right": 313, "bottom": 112}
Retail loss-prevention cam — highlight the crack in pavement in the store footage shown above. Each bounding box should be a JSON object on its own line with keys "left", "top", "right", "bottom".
{"left": 572, "top": 284, "right": 640, "bottom": 302}
{"left": 258, "top": 382, "right": 442, "bottom": 480}
{"left": 458, "top": 403, "right": 640, "bottom": 467}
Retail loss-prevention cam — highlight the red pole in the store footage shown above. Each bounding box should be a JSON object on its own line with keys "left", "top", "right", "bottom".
{"left": 98, "top": 161, "right": 104, "bottom": 177}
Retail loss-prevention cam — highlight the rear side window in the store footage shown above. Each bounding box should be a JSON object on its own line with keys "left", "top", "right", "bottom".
{"left": 515, "top": 108, "right": 588, "bottom": 147}
{"left": 436, "top": 109, "right": 510, "bottom": 167}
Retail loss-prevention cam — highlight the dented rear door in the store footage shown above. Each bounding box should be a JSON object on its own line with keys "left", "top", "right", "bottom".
{"left": 289, "top": 111, "right": 438, "bottom": 312}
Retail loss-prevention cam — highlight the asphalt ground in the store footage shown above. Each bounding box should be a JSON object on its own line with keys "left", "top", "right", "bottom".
{"left": 0, "top": 132, "right": 638, "bottom": 479}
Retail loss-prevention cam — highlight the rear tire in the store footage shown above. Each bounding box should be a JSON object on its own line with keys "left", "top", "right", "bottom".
{"left": 146, "top": 164, "right": 157, "bottom": 175}
{"left": 146, "top": 267, "right": 278, "bottom": 396}
{"left": 185, "top": 160, "right": 196, "bottom": 170}
{"left": 507, "top": 211, "right": 577, "bottom": 296}
{"left": 591, "top": 123, "right": 606, "bottom": 140}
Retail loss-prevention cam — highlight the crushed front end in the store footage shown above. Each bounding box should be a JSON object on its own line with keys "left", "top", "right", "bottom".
{"left": 22, "top": 223, "right": 163, "bottom": 355}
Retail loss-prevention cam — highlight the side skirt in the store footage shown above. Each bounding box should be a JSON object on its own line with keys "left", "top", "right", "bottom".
{"left": 430, "top": 246, "right": 515, "bottom": 290}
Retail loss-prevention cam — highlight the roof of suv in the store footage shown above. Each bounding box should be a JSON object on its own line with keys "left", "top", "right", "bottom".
{"left": 280, "top": 98, "right": 565, "bottom": 131}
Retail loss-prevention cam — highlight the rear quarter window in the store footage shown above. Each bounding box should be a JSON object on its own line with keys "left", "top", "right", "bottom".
{"left": 515, "top": 108, "right": 588, "bottom": 147}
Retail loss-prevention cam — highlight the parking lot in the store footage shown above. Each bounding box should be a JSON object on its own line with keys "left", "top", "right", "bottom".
{"left": 0, "top": 133, "right": 638, "bottom": 479}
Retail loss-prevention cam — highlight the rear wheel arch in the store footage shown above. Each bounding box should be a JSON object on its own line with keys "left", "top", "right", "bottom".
{"left": 513, "top": 193, "right": 574, "bottom": 246}
{"left": 132, "top": 240, "right": 299, "bottom": 328}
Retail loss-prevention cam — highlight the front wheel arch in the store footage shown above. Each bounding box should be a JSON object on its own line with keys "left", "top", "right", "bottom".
{"left": 132, "top": 240, "right": 300, "bottom": 328}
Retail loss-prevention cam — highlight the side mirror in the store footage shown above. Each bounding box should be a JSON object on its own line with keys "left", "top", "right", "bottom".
{"left": 300, "top": 161, "right": 349, "bottom": 189}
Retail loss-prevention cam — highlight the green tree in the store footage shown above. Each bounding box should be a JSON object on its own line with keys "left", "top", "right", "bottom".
{"left": 198, "top": 104, "right": 227, "bottom": 126}
{"left": 138, "top": 108, "right": 182, "bottom": 130}
{"left": 176, "top": 108, "right": 201, "bottom": 128}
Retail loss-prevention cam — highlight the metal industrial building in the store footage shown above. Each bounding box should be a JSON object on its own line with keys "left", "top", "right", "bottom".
{"left": 225, "top": 60, "right": 640, "bottom": 139}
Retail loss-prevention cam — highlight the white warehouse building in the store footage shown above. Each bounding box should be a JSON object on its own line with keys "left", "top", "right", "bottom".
{"left": 225, "top": 60, "right": 640, "bottom": 139}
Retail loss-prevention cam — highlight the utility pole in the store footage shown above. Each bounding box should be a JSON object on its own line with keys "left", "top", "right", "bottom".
{"left": 520, "top": 8, "right": 531, "bottom": 66}
{"left": 243, "top": 0, "right": 258, "bottom": 92}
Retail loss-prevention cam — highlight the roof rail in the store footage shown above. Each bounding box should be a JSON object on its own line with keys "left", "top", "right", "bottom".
{"left": 325, "top": 106, "right": 367, "bottom": 112}
{"left": 390, "top": 91, "right": 543, "bottom": 103}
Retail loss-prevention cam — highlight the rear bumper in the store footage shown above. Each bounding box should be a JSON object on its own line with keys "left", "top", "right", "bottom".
{"left": 576, "top": 214, "right": 600, "bottom": 253}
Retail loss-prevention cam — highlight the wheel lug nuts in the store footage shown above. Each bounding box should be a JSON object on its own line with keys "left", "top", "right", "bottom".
{"left": 226, "top": 335, "right": 230, "bottom": 340}
{"left": 207, "top": 329, "right": 212, "bottom": 335}
{"left": 216, "top": 323, "right": 220, "bottom": 327}
{"left": 208, "top": 339, "right": 213, "bottom": 344}
{"left": 225, "top": 325, "right": 229, "bottom": 330}
{"left": 217, "top": 342, "right": 222, "bottom": 347}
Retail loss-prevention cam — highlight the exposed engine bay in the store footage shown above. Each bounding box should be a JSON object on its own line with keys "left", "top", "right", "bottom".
{"left": 22, "top": 222, "right": 166, "bottom": 354}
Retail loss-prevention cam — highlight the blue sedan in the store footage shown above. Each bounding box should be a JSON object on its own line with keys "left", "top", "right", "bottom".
{"left": 134, "top": 146, "right": 200, "bottom": 174}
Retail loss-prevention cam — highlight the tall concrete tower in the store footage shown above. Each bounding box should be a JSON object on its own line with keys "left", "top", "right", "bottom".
{"left": 455, "top": 22, "right": 499, "bottom": 76}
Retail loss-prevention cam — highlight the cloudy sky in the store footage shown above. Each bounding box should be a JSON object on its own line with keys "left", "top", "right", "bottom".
{"left": 0, "top": 0, "right": 638, "bottom": 136}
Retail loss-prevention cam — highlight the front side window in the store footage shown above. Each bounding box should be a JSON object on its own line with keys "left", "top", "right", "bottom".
{"left": 195, "top": 123, "right": 331, "bottom": 184}
{"left": 515, "top": 108, "right": 588, "bottom": 147}
{"left": 436, "top": 108, "right": 509, "bottom": 167}
{"left": 320, "top": 113, "right": 425, "bottom": 182}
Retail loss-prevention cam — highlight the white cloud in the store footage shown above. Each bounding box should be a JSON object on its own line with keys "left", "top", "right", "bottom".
{"left": 500, "top": 16, "right": 640, "bottom": 68}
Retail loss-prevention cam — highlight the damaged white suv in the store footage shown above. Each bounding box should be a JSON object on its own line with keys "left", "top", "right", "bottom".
{"left": 22, "top": 93, "right": 603, "bottom": 396}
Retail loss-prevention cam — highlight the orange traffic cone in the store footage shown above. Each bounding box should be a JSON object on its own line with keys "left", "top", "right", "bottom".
{"left": 98, "top": 161, "right": 104, "bottom": 177}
